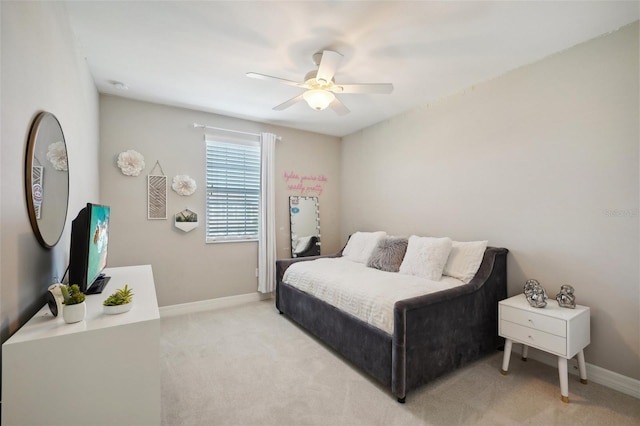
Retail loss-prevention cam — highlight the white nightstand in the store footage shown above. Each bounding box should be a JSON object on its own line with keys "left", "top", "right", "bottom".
{"left": 499, "top": 293, "right": 590, "bottom": 403}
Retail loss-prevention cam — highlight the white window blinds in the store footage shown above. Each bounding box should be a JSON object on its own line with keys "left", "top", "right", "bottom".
{"left": 205, "top": 139, "right": 261, "bottom": 242}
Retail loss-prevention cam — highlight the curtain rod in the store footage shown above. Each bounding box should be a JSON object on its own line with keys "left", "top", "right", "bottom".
{"left": 192, "top": 123, "right": 281, "bottom": 140}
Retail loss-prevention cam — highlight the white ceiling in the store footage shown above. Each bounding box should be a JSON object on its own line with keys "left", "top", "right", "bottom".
{"left": 65, "top": 1, "right": 638, "bottom": 137}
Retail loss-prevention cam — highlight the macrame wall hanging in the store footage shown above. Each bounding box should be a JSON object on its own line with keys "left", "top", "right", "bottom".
{"left": 147, "top": 161, "right": 167, "bottom": 220}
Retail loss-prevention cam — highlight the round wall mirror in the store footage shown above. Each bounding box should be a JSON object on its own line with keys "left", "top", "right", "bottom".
{"left": 25, "top": 111, "right": 69, "bottom": 248}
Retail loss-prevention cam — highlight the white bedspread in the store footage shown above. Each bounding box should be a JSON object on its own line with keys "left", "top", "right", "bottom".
{"left": 283, "top": 258, "right": 465, "bottom": 335}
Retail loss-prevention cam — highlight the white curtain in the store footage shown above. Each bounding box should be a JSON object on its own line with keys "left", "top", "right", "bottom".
{"left": 258, "top": 132, "right": 277, "bottom": 293}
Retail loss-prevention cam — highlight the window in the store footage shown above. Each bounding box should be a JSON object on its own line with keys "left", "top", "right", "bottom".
{"left": 205, "top": 139, "right": 260, "bottom": 242}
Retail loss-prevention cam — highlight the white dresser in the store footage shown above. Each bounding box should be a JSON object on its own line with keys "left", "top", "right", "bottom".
{"left": 499, "top": 293, "right": 590, "bottom": 403}
{"left": 2, "top": 265, "right": 161, "bottom": 425}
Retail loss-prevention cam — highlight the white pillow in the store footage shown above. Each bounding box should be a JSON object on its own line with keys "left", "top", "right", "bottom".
{"left": 399, "top": 236, "right": 453, "bottom": 281}
{"left": 443, "top": 240, "right": 488, "bottom": 284}
{"left": 342, "top": 231, "right": 387, "bottom": 263}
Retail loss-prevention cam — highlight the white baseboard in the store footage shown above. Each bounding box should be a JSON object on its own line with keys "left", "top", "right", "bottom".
{"left": 512, "top": 345, "right": 640, "bottom": 399}
{"left": 159, "top": 292, "right": 273, "bottom": 318}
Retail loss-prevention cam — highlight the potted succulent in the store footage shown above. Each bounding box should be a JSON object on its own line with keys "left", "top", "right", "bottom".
{"left": 61, "top": 284, "right": 86, "bottom": 324}
{"left": 103, "top": 284, "right": 134, "bottom": 314}
{"left": 174, "top": 208, "right": 198, "bottom": 233}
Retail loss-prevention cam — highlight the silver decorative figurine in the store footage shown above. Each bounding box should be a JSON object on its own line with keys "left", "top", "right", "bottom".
{"left": 555, "top": 285, "right": 576, "bottom": 309}
{"left": 524, "top": 279, "right": 548, "bottom": 308}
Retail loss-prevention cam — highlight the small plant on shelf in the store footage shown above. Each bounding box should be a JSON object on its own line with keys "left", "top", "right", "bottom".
{"left": 61, "top": 284, "right": 85, "bottom": 305}
{"left": 103, "top": 284, "right": 134, "bottom": 306}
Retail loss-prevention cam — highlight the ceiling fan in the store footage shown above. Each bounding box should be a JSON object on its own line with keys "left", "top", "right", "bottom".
{"left": 247, "top": 50, "right": 393, "bottom": 115}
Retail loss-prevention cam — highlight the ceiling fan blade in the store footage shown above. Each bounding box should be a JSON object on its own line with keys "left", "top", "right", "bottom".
{"left": 336, "top": 83, "right": 394, "bottom": 94}
{"left": 273, "top": 94, "right": 305, "bottom": 111}
{"left": 246, "top": 72, "right": 304, "bottom": 88}
{"left": 316, "top": 50, "right": 343, "bottom": 85}
{"left": 329, "top": 97, "right": 350, "bottom": 116}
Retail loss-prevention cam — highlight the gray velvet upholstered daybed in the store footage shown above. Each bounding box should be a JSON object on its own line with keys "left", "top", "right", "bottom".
{"left": 275, "top": 232, "right": 508, "bottom": 403}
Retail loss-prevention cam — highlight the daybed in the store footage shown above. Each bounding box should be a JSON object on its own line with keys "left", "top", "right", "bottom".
{"left": 275, "top": 233, "right": 508, "bottom": 402}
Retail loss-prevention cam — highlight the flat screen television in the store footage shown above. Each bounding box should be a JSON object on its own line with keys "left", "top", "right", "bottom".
{"left": 69, "top": 203, "right": 111, "bottom": 294}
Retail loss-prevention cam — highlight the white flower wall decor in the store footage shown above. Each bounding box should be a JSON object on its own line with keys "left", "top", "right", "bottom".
{"left": 172, "top": 175, "right": 196, "bottom": 196}
{"left": 117, "top": 149, "right": 145, "bottom": 176}
{"left": 46, "top": 141, "right": 68, "bottom": 171}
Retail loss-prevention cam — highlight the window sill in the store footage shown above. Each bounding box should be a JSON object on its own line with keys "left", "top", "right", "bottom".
{"left": 206, "top": 238, "right": 259, "bottom": 244}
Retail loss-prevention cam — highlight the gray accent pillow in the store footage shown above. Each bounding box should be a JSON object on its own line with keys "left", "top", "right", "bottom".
{"left": 366, "top": 237, "right": 408, "bottom": 272}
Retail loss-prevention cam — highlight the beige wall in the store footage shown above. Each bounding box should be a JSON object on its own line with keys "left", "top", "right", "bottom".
{"left": 1, "top": 2, "right": 100, "bottom": 340}
{"left": 99, "top": 95, "right": 340, "bottom": 306}
{"left": 341, "top": 22, "right": 639, "bottom": 379}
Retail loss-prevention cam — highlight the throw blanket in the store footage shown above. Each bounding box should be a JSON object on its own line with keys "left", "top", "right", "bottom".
{"left": 283, "top": 258, "right": 465, "bottom": 334}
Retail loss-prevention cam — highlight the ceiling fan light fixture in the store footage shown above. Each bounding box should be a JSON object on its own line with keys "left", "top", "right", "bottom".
{"left": 303, "top": 89, "right": 335, "bottom": 111}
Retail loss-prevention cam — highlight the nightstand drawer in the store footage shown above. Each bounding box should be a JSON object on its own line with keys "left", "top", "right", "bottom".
{"left": 500, "top": 321, "right": 566, "bottom": 355}
{"left": 501, "top": 305, "right": 566, "bottom": 337}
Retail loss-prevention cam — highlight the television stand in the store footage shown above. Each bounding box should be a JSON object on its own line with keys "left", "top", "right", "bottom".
{"left": 85, "top": 274, "right": 110, "bottom": 294}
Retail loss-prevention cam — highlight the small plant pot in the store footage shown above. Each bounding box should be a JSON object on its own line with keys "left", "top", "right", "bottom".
{"left": 63, "top": 302, "right": 86, "bottom": 324}
{"left": 175, "top": 209, "right": 198, "bottom": 232}
{"left": 175, "top": 220, "right": 198, "bottom": 233}
{"left": 103, "top": 303, "right": 133, "bottom": 315}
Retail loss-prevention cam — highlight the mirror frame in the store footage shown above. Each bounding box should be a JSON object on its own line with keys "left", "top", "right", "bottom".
{"left": 289, "top": 196, "right": 321, "bottom": 258}
{"left": 25, "top": 111, "right": 70, "bottom": 248}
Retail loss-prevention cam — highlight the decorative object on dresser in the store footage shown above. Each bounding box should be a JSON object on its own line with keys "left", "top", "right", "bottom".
{"left": 555, "top": 284, "right": 576, "bottom": 308}
{"left": 524, "top": 278, "right": 548, "bottom": 308}
{"left": 499, "top": 293, "right": 590, "bottom": 403}
{"left": 276, "top": 231, "right": 507, "bottom": 402}
{"left": 103, "top": 284, "right": 134, "bottom": 314}
{"left": 46, "top": 283, "right": 65, "bottom": 317}
{"left": 61, "top": 284, "right": 86, "bottom": 324}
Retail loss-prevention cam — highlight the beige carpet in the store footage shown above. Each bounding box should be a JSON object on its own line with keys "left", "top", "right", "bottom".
{"left": 160, "top": 300, "right": 639, "bottom": 426}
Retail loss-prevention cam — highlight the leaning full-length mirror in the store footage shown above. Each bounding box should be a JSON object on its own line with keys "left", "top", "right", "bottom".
{"left": 25, "top": 111, "right": 69, "bottom": 248}
{"left": 289, "top": 196, "right": 320, "bottom": 257}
